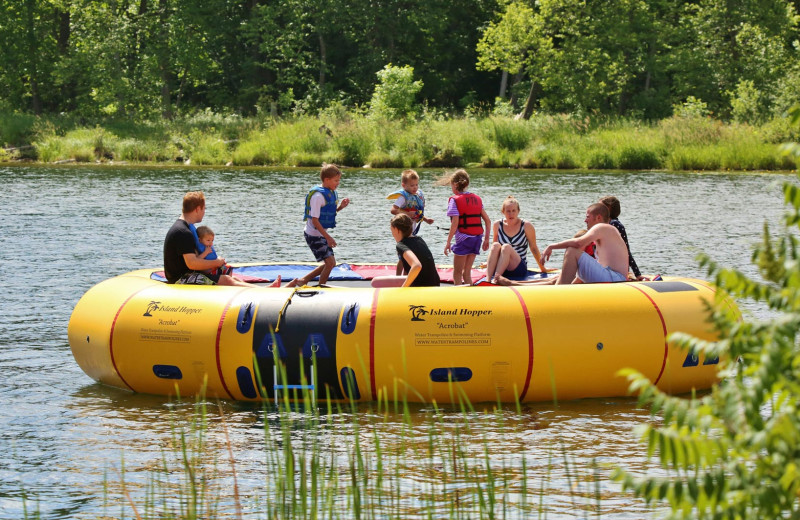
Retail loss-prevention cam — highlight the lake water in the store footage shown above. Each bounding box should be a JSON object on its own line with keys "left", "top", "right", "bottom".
{"left": 0, "top": 164, "right": 792, "bottom": 519}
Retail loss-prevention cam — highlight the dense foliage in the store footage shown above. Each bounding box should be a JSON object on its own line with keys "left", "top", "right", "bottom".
{"left": 1, "top": 0, "right": 497, "bottom": 119}
{"left": 2, "top": 0, "right": 800, "bottom": 122}
{"left": 615, "top": 112, "right": 800, "bottom": 517}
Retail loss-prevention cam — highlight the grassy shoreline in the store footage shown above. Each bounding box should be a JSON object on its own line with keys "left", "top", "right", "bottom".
{"left": 2, "top": 110, "right": 798, "bottom": 172}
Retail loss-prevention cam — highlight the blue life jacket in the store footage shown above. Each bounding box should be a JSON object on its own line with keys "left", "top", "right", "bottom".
{"left": 189, "top": 223, "right": 217, "bottom": 260}
{"left": 304, "top": 186, "right": 338, "bottom": 229}
{"left": 388, "top": 189, "right": 425, "bottom": 221}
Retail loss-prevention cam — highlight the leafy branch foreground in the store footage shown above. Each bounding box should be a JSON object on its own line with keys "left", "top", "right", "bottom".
{"left": 616, "top": 121, "right": 800, "bottom": 516}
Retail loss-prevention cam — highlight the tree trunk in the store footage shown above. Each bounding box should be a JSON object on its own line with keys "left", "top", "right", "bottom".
{"left": 509, "top": 72, "right": 523, "bottom": 109}
{"left": 157, "top": 0, "right": 172, "bottom": 119}
{"left": 498, "top": 70, "right": 508, "bottom": 99}
{"left": 56, "top": 7, "right": 77, "bottom": 111}
{"left": 516, "top": 80, "right": 540, "bottom": 120}
{"left": 245, "top": 0, "right": 269, "bottom": 115}
{"left": 129, "top": 0, "right": 149, "bottom": 75}
{"left": 113, "top": 51, "right": 126, "bottom": 116}
{"left": 57, "top": 9, "right": 70, "bottom": 54}
{"left": 318, "top": 33, "right": 326, "bottom": 89}
{"left": 175, "top": 71, "right": 186, "bottom": 111}
{"left": 160, "top": 67, "right": 172, "bottom": 119}
{"left": 24, "top": 0, "right": 42, "bottom": 114}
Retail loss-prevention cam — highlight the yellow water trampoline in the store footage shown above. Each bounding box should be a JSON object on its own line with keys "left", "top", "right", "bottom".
{"left": 67, "top": 263, "right": 729, "bottom": 404}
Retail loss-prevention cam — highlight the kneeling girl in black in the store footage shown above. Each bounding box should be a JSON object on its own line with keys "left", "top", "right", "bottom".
{"left": 372, "top": 214, "right": 440, "bottom": 287}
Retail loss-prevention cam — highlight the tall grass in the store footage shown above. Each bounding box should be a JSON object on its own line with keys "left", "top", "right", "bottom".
{"left": 2, "top": 360, "right": 608, "bottom": 520}
{"left": 12, "top": 358, "right": 641, "bottom": 519}
{"left": 3, "top": 110, "right": 797, "bottom": 171}
{"left": 0, "top": 112, "right": 38, "bottom": 146}
{"left": 69, "top": 377, "right": 625, "bottom": 520}
{"left": 35, "top": 127, "right": 114, "bottom": 162}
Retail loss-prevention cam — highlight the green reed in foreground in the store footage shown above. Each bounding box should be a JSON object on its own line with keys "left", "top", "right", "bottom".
{"left": 3, "top": 109, "right": 797, "bottom": 172}
{"left": 86, "top": 385, "right": 619, "bottom": 520}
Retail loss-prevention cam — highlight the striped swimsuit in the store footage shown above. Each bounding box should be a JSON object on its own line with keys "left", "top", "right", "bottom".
{"left": 497, "top": 219, "right": 529, "bottom": 277}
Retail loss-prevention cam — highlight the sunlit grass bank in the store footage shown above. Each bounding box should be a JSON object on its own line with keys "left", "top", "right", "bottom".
{"left": 2, "top": 109, "right": 797, "bottom": 171}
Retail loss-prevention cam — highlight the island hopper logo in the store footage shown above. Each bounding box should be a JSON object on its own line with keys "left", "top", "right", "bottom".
{"left": 142, "top": 301, "right": 202, "bottom": 317}
{"left": 144, "top": 301, "right": 161, "bottom": 317}
{"left": 408, "top": 305, "right": 429, "bottom": 321}
{"left": 408, "top": 304, "right": 493, "bottom": 322}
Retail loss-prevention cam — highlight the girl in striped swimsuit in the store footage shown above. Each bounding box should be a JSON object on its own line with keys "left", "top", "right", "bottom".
{"left": 485, "top": 196, "right": 548, "bottom": 284}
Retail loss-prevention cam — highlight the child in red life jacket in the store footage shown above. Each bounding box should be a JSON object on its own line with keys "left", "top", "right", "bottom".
{"left": 442, "top": 169, "right": 491, "bottom": 285}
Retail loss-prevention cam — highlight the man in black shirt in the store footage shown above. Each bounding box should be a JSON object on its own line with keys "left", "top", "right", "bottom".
{"left": 163, "top": 191, "right": 261, "bottom": 286}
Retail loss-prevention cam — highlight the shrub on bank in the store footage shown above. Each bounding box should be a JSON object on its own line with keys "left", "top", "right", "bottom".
{"left": 665, "top": 146, "right": 722, "bottom": 171}
{"left": 366, "top": 150, "right": 405, "bottom": 168}
{"left": 334, "top": 124, "right": 373, "bottom": 166}
{"left": 118, "top": 138, "right": 176, "bottom": 162}
{"left": 231, "top": 122, "right": 304, "bottom": 165}
{"left": 289, "top": 151, "right": 329, "bottom": 167}
{"left": 35, "top": 127, "right": 116, "bottom": 162}
{"left": 0, "top": 112, "right": 38, "bottom": 146}
{"left": 586, "top": 150, "right": 616, "bottom": 169}
{"left": 616, "top": 146, "right": 662, "bottom": 170}
{"left": 185, "top": 132, "right": 230, "bottom": 165}
{"left": 487, "top": 117, "right": 533, "bottom": 151}
{"left": 659, "top": 115, "right": 724, "bottom": 147}
{"left": 231, "top": 136, "right": 272, "bottom": 166}
{"left": 457, "top": 134, "right": 488, "bottom": 164}
{"left": 666, "top": 141, "right": 794, "bottom": 171}
{"left": 35, "top": 137, "right": 65, "bottom": 163}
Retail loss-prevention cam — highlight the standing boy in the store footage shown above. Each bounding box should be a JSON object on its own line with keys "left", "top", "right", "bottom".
{"left": 287, "top": 164, "right": 350, "bottom": 287}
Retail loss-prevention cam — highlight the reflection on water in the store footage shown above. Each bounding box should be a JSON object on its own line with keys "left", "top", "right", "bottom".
{"left": 0, "top": 164, "right": 792, "bottom": 518}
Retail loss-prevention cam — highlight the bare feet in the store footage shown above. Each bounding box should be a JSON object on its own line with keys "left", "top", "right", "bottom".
{"left": 269, "top": 275, "right": 281, "bottom": 287}
{"left": 285, "top": 277, "right": 304, "bottom": 288}
{"left": 494, "top": 275, "right": 516, "bottom": 286}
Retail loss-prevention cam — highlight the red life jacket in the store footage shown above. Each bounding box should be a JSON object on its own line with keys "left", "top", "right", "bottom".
{"left": 451, "top": 193, "right": 483, "bottom": 235}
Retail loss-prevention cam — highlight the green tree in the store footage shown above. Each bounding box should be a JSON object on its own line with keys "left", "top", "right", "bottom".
{"left": 368, "top": 64, "right": 423, "bottom": 119}
{"left": 476, "top": 0, "right": 548, "bottom": 118}
{"left": 615, "top": 110, "right": 800, "bottom": 517}
{"left": 243, "top": 0, "right": 315, "bottom": 115}
{"left": 476, "top": 0, "right": 799, "bottom": 119}
{"left": 63, "top": 1, "right": 160, "bottom": 117}
{"left": 477, "top": 0, "right": 674, "bottom": 118}
{"left": 674, "top": 0, "right": 798, "bottom": 119}
{"left": 0, "top": 0, "right": 67, "bottom": 114}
